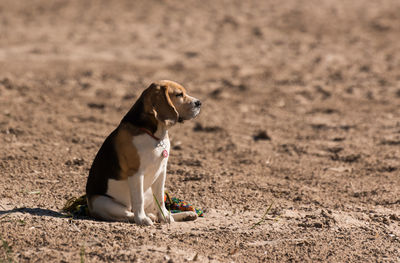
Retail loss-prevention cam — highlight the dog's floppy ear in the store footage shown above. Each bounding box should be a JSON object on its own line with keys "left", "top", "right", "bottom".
{"left": 149, "top": 83, "right": 179, "bottom": 126}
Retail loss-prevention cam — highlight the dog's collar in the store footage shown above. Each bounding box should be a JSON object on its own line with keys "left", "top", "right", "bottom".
{"left": 139, "top": 127, "right": 169, "bottom": 158}
{"left": 139, "top": 127, "right": 160, "bottom": 141}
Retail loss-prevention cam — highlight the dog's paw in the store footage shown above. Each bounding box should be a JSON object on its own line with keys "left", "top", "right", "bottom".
{"left": 134, "top": 215, "right": 154, "bottom": 226}
{"left": 147, "top": 213, "right": 158, "bottom": 222}
{"left": 158, "top": 210, "right": 175, "bottom": 224}
{"left": 170, "top": 211, "right": 198, "bottom": 222}
{"left": 182, "top": 211, "right": 198, "bottom": 221}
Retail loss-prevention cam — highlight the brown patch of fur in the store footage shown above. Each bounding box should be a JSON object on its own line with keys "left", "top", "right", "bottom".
{"left": 151, "top": 83, "right": 179, "bottom": 125}
{"left": 115, "top": 122, "right": 141, "bottom": 179}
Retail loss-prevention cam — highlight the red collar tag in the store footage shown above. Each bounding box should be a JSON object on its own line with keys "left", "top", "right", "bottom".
{"left": 162, "top": 149, "right": 169, "bottom": 158}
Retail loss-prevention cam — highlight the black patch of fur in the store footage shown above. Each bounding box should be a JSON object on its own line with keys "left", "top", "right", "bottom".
{"left": 86, "top": 129, "right": 120, "bottom": 197}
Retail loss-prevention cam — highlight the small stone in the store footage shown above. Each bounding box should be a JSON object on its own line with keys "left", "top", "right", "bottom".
{"left": 253, "top": 130, "right": 271, "bottom": 141}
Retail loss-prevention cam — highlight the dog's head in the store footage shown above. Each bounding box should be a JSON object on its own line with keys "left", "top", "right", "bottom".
{"left": 144, "top": 80, "right": 201, "bottom": 126}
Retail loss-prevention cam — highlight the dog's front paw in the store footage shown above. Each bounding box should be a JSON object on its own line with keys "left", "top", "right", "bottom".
{"left": 158, "top": 210, "right": 175, "bottom": 224}
{"left": 134, "top": 215, "right": 154, "bottom": 226}
{"left": 147, "top": 213, "right": 157, "bottom": 222}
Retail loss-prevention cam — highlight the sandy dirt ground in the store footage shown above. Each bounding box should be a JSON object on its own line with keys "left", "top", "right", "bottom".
{"left": 1, "top": 0, "right": 400, "bottom": 262}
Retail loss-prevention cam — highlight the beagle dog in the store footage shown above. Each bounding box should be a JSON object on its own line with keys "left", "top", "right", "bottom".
{"left": 86, "top": 80, "right": 201, "bottom": 225}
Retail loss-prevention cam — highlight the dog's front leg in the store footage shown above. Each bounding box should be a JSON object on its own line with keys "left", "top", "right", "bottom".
{"left": 128, "top": 173, "right": 153, "bottom": 226}
{"left": 152, "top": 167, "right": 174, "bottom": 223}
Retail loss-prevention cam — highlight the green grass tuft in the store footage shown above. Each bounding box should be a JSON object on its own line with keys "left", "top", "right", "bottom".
{"left": 153, "top": 194, "right": 166, "bottom": 222}
{"left": 80, "top": 246, "right": 85, "bottom": 263}
{"left": 250, "top": 202, "right": 275, "bottom": 229}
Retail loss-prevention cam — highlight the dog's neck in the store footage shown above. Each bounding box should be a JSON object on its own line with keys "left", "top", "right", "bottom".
{"left": 139, "top": 126, "right": 168, "bottom": 141}
{"left": 153, "top": 123, "right": 168, "bottom": 140}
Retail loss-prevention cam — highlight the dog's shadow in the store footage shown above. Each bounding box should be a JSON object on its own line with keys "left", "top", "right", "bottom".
{"left": 0, "top": 207, "right": 66, "bottom": 218}
{"left": 0, "top": 207, "right": 90, "bottom": 220}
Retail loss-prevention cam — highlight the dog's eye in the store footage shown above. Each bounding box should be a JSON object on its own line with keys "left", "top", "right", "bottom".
{"left": 176, "top": 93, "right": 184, "bottom": 98}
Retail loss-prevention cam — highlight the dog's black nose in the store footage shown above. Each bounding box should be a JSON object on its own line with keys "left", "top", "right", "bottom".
{"left": 195, "top": 100, "right": 202, "bottom": 107}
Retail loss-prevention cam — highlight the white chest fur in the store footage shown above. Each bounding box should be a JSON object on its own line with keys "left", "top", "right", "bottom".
{"left": 106, "top": 133, "right": 170, "bottom": 207}
{"left": 133, "top": 133, "right": 170, "bottom": 181}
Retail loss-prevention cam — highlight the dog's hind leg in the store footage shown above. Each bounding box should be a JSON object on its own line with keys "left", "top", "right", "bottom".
{"left": 88, "top": 195, "right": 135, "bottom": 222}
{"left": 171, "top": 211, "right": 198, "bottom": 222}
